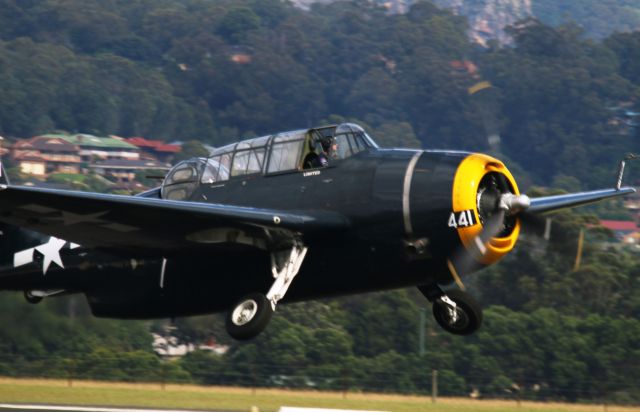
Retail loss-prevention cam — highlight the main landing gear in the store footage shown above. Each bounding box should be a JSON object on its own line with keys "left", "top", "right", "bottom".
{"left": 225, "top": 242, "right": 308, "bottom": 340}
{"left": 226, "top": 293, "right": 273, "bottom": 340}
{"left": 418, "top": 285, "right": 483, "bottom": 335}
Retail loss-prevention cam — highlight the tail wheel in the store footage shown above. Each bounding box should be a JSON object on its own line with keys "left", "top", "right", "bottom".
{"left": 225, "top": 293, "right": 273, "bottom": 340}
{"left": 432, "top": 289, "right": 483, "bottom": 335}
{"left": 24, "top": 290, "right": 43, "bottom": 304}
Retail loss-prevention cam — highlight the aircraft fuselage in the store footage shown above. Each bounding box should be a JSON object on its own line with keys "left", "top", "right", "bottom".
{"left": 0, "top": 148, "right": 468, "bottom": 319}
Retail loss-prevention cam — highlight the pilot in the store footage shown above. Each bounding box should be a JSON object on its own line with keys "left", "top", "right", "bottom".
{"left": 303, "top": 137, "right": 331, "bottom": 169}
{"left": 321, "top": 136, "right": 343, "bottom": 161}
{"left": 318, "top": 137, "right": 332, "bottom": 166}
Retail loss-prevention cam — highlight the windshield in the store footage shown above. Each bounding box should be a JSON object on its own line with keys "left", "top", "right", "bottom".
{"left": 161, "top": 158, "right": 205, "bottom": 200}
{"left": 329, "top": 123, "right": 377, "bottom": 160}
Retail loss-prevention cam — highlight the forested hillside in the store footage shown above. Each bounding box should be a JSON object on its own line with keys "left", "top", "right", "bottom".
{"left": 0, "top": 0, "right": 639, "bottom": 186}
{"left": 0, "top": 0, "right": 639, "bottom": 404}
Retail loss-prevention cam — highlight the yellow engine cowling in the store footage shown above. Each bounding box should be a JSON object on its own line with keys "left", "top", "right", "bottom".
{"left": 451, "top": 153, "right": 521, "bottom": 266}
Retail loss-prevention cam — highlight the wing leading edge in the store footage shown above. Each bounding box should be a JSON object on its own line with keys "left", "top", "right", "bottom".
{"left": 0, "top": 185, "right": 349, "bottom": 254}
{"left": 528, "top": 187, "right": 635, "bottom": 214}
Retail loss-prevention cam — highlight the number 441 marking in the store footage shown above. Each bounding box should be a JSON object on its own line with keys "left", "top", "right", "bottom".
{"left": 448, "top": 210, "right": 477, "bottom": 228}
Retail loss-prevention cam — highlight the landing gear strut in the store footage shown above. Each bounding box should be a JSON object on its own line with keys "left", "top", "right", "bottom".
{"left": 418, "top": 286, "right": 483, "bottom": 335}
{"left": 225, "top": 241, "right": 308, "bottom": 340}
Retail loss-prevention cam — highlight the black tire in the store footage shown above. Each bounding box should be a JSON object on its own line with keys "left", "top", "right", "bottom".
{"left": 24, "top": 290, "right": 42, "bottom": 304}
{"left": 225, "top": 293, "right": 273, "bottom": 340}
{"left": 432, "top": 289, "right": 483, "bottom": 335}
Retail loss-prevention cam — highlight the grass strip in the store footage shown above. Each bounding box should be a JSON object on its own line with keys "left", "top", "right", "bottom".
{"left": 0, "top": 378, "right": 637, "bottom": 412}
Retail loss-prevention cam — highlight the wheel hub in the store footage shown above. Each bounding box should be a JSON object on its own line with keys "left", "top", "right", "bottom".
{"left": 445, "top": 307, "right": 469, "bottom": 330}
{"left": 231, "top": 299, "right": 258, "bottom": 326}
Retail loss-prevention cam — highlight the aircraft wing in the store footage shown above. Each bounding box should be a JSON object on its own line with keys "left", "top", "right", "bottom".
{"left": 528, "top": 187, "right": 635, "bottom": 214}
{"left": 0, "top": 185, "right": 349, "bottom": 254}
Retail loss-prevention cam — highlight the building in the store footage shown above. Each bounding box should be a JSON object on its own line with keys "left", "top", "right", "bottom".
{"left": 152, "top": 333, "right": 229, "bottom": 359}
{"left": 227, "top": 46, "right": 252, "bottom": 64}
{"left": 44, "top": 133, "right": 141, "bottom": 163}
{"left": 600, "top": 220, "right": 639, "bottom": 243}
{"left": 11, "top": 136, "right": 81, "bottom": 176}
{"left": 89, "top": 158, "right": 170, "bottom": 182}
{"left": 124, "top": 137, "right": 181, "bottom": 163}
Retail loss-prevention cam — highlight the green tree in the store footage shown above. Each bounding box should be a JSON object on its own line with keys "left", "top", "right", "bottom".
{"left": 217, "top": 7, "right": 261, "bottom": 43}
{"left": 374, "top": 122, "right": 421, "bottom": 148}
{"left": 174, "top": 140, "right": 210, "bottom": 162}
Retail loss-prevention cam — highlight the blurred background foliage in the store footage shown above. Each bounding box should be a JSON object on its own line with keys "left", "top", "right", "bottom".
{"left": 0, "top": 0, "right": 638, "bottom": 187}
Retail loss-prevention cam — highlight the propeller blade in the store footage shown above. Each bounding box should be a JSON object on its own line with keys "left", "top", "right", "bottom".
{"left": 451, "top": 209, "right": 506, "bottom": 277}
{"left": 449, "top": 180, "right": 531, "bottom": 280}
{"left": 479, "top": 209, "right": 506, "bottom": 245}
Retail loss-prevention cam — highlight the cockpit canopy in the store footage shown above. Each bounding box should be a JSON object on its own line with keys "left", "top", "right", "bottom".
{"left": 161, "top": 158, "right": 206, "bottom": 200}
{"left": 332, "top": 123, "right": 375, "bottom": 160}
{"left": 161, "top": 123, "right": 378, "bottom": 200}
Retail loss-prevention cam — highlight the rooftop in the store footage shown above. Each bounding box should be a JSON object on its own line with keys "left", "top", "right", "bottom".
{"left": 16, "top": 136, "right": 79, "bottom": 153}
{"left": 125, "top": 137, "right": 181, "bottom": 153}
{"left": 43, "top": 134, "right": 139, "bottom": 150}
{"left": 600, "top": 220, "right": 638, "bottom": 231}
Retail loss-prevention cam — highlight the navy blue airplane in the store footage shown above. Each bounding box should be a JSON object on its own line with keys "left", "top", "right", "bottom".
{"left": 0, "top": 123, "right": 634, "bottom": 339}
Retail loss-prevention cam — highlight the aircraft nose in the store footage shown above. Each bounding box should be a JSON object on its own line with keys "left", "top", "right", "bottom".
{"left": 450, "top": 153, "right": 523, "bottom": 267}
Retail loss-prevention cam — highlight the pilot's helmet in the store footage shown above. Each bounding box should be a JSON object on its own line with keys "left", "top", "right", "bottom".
{"left": 320, "top": 136, "right": 333, "bottom": 152}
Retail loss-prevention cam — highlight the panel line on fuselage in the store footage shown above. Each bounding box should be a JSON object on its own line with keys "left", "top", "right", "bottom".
{"left": 159, "top": 257, "right": 167, "bottom": 288}
{"left": 402, "top": 150, "right": 424, "bottom": 238}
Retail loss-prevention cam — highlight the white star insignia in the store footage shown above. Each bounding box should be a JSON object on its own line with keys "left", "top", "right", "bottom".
{"left": 35, "top": 237, "right": 68, "bottom": 274}
{"left": 14, "top": 237, "right": 81, "bottom": 275}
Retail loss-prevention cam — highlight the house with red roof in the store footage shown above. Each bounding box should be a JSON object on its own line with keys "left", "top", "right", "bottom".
{"left": 600, "top": 220, "right": 640, "bottom": 244}
{"left": 125, "top": 137, "right": 181, "bottom": 163}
